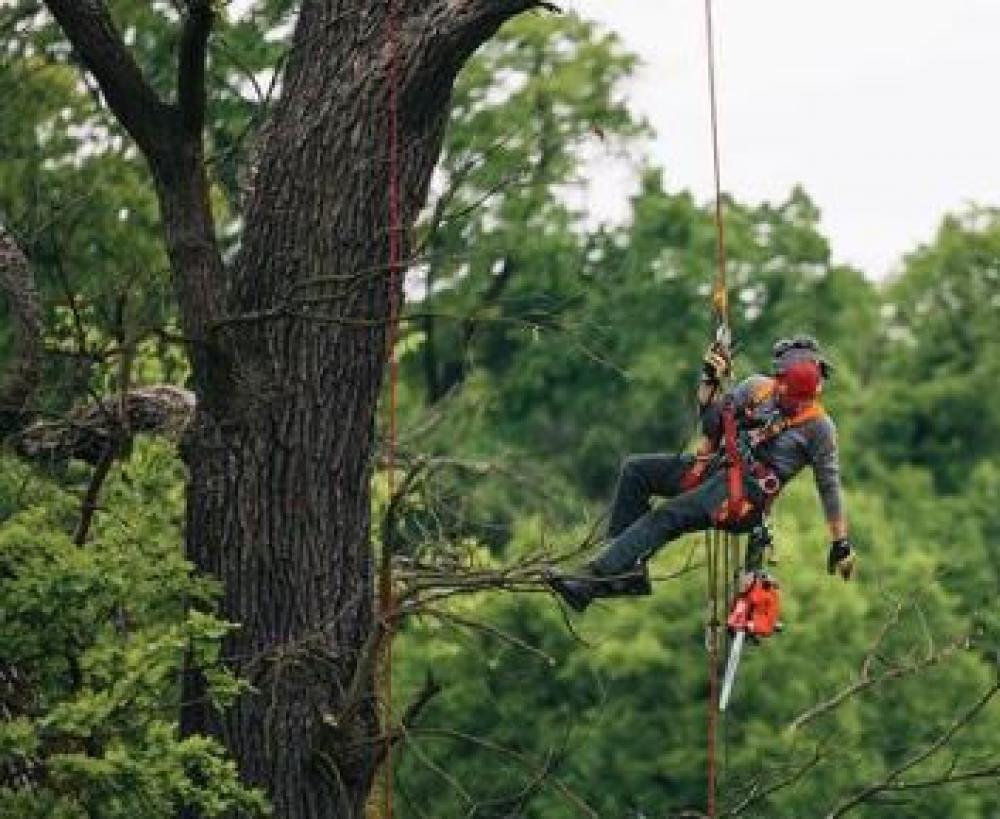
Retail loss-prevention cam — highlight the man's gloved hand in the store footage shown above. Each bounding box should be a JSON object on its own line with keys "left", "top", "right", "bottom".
{"left": 702, "top": 342, "right": 732, "bottom": 383}
{"left": 827, "top": 538, "right": 855, "bottom": 580}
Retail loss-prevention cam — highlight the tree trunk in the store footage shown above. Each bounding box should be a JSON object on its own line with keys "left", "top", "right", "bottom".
{"left": 42, "top": 1, "right": 546, "bottom": 815}
{"left": 179, "top": 4, "right": 546, "bottom": 816}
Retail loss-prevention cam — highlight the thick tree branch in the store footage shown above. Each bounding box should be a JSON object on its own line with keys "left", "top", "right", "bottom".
{"left": 41, "top": 1, "right": 175, "bottom": 163}
{"left": 0, "top": 227, "right": 44, "bottom": 432}
{"left": 43, "top": 1, "right": 225, "bottom": 356}
{"left": 177, "top": 0, "right": 214, "bottom": 136}
{"left": 73, "top": 443, "right": 117, "bottom": 545}
{"left": 440, "top": 0, "right": 560, "bottom": 55}
{"left": 14, "top": 385, "right": 195, "bottom": 464}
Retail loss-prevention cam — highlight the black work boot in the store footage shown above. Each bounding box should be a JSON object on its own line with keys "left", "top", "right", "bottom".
{"left": 544, "top": 562, "right": 652, "bottom": 612}
{"left": 544, "top": 566, "right": 601, "bottom": 612}
{"left": 604, "top": 562, "right": 652, "bottom": 597}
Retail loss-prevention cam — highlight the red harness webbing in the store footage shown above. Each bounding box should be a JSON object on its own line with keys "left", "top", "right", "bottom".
{"left": 722, "top": 401, "right": 743, "bottom": 509}
{"left": 689, "top": 379, "right": 826, "bottom": 526}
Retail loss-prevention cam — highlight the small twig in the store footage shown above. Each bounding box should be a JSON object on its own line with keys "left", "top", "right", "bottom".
{"left": 722, "top": 744, "right": 825, "bottom": 816}
{"left": 408, "top": 726, "right": 598, "bottom": 818}
{"left": 826, "top": 682, "right": 1000, "bottom": 817}
{"left": 419, "top": 606, "right": 555, "bottom": 666}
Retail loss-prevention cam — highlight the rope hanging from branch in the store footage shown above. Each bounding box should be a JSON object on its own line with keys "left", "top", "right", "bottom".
{"left": 380, "top": 0, "right": 403, "bottom": 814}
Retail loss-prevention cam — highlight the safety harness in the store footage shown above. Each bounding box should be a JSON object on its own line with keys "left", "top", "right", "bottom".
{"left": 689, "top": 377, "right": 826, "bottom": 527}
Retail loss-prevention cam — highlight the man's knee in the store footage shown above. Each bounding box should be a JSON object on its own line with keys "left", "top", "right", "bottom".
{"left": 620, "top": 455, "right": 644, "bottom": 481}
{"left": 659, "top": 494, "right": 714, "bottom": 536}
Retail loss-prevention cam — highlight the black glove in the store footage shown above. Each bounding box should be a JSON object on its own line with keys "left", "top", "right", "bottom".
{"left": 827, "top": 538, "right": 855, "bottom": 580}
{"left": 702, "top": 342, "right": 731, "bottom": 383}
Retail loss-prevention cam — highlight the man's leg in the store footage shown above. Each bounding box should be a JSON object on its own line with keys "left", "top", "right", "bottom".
{"left": 547, "top": 467, "right": 726, "bottom": 611}
{"left": 591, "top": 473, "right": 729, "bottom": 575}
{"left": 605, "top": 454, "right": 696, "bottom": 596}
{"left": 607, "top": 454, "right": 695, "bottom": 537}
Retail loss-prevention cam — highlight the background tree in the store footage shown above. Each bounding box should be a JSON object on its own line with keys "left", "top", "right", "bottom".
{"left": 857, "top": 207, "right": 1000, "bottom": 491}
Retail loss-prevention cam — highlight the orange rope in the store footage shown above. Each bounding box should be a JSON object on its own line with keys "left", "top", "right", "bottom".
{"left": 381, "top": 0, "right": 402, "bottom": 813}
{"left": 704, "top": 0, "right": 728, "bottom": 330}
{"left": 703, "top": 0, "right": 726, "bottom": 815}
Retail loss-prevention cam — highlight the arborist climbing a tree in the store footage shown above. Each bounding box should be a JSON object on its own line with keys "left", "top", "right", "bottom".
{"left": 546, "top": 334, "right": 856, "bottom": 612}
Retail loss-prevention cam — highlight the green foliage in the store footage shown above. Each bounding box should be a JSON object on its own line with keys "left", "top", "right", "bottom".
{"left": 0, "top": 443, "right": 267, "bottom": 817}
{"left": 391, "top": 480, "right": 1000, "bottom": 817}
{"left": 859, "top": 208, "right": 1000, "bottom": 490}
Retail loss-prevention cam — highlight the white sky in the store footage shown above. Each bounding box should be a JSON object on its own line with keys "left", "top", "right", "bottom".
{"left": 564, "top": 0, "right": 1000, "bottom": 279}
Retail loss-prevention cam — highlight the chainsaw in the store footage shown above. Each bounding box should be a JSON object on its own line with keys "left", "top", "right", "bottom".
{"left": 719, "top": 571, "right": 781, "bottom": 711}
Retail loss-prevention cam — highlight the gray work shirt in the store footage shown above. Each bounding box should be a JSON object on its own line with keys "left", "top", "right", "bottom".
{"left": 701, "top": 375, "right": 844, "bottom": 523}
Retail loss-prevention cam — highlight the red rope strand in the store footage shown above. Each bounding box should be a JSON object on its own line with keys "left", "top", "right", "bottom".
{"left": 381, "top": 0, "right": 402, "bottom": 813}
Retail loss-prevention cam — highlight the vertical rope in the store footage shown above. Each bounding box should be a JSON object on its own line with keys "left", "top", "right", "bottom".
{"left": 381, "top": 0, "right": 402, "bottom": 814}
{"left": 706, "top": 530, "right": 719, "bottom": 818}
{"left": 723, "top": 531, "right": 740, "bottom": 777}
{"left": 721, "top": 528, "right": 731, "bottom": 782}
{"left": 704, "top": 0, "right": 728, "bottom": 330}
{"left": 703, "top": 1, "right": 726, "bottom": 815}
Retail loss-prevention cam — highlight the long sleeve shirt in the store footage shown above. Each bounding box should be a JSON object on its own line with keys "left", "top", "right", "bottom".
{"left": 700, "top": 375, "right": 845, "bottom": 524}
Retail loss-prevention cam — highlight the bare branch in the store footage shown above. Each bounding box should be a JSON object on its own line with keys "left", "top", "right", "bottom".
{"left": 73, "top": 443, "right": 116, "bottom": 545}
{"left": 409, "top": 726, "right": 597, "bottom": 818}
{"left": 722, "top": 743, "right": 826, "bottom": 817}
{"left": 439, "top": 0, "right": 562, "bottom": 53}
{"left": 789, "top": 638, "right": 967, "bottom": 733}
{"left": 419, "top": 606, "right": 557, "bottom": 666}
{"left": 827, "top": 682, "right": 1000, "bottom": 817}
{"left": 0, "top": 227, "right": 44, "bottom": 430}
{"left": 876, "top": 762, "right": 1000, "bottom": 792}
{"left": 41, "top": 0, "right": 176, "bottom": 163}
{"left": 788, "top": 595, "right": 970, "bottom": 734}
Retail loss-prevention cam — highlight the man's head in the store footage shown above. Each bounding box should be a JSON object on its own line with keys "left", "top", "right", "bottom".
{"left": 771, "top": 334, "right": 829, "bottom": 413}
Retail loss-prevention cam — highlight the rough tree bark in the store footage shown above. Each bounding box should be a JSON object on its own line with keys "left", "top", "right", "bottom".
{"left": 0, "top": 227, "right": 43, "bottom": 791}
{"left": 0, "top": 226, "right": 44, "bottom": 433}
{"left": 39, "top": 1, "right": 552, "bottom": 816}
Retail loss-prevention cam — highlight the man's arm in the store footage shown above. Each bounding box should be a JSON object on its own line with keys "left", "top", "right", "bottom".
{"left": 808, "top": 417, "right": 854, "bottom": 579}
{"left": 828, "top": 515, "right": 848, "bottom": 541}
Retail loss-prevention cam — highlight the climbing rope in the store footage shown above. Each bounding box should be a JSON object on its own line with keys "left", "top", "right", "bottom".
{"left": 704, "top": 0, "right": 728, "bottom": 331}
{"left": 380, "top": 0, "right": 403, "bottom": 814}
{"left": 705, "top": 529, "right": 720, "bottom": 817}
{"left": 702, "top": 0, "right": 732, "bottom": 815}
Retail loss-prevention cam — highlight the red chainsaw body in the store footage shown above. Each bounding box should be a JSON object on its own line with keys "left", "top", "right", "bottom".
{"left": 726, "top": 573, "right": 780, "bottom": 637}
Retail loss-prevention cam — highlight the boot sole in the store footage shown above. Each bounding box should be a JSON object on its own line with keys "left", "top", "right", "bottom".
{"left": 543, "top": 572, "right": 592, "bottom": 612}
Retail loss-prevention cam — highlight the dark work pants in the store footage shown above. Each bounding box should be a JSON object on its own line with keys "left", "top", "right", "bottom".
{"left": 590, "top": 453, "right": 764, "bottom": 576}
